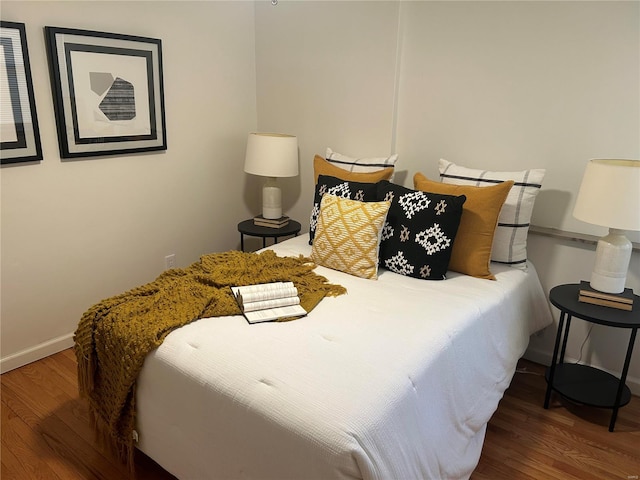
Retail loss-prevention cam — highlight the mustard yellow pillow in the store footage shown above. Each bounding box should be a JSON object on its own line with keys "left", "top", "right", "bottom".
{"left": 311, "top": 194, "right": 391, "bottom": 279}
{"left": 313, "top": 155, "right": 394, "bottom": 184}
{"left": 413, "top": 173, "right": 513, "bottom": 280}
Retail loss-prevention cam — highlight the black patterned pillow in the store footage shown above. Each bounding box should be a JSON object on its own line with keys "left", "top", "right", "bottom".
{"left": 309, "top": 175, "right": 379, "bottom": 245}
{"left": 376, "top": 181, "right": 466, "bottom": 280}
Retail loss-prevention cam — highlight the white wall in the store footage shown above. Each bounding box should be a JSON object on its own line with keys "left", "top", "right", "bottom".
{"left": 254, "top": 1, "right": 640, "bottom": 391}
{"left": 396, "top": 1, "right": 640, "bottom": 242}
{"left": 1, "top": 1, "right": 257, "bottom": 371}
{"left": 253, "top": 0, "right": 401, "bottom": 226}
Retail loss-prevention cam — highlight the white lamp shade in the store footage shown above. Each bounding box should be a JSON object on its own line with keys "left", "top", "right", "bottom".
{"left": 573, "top": 159, "right": 640, "bottom": 231}
{"left": 244, "top": 133, "right": 298, "bottom": 178}
{"left": 573, "top": 159, "right": 640, "bottom": 293}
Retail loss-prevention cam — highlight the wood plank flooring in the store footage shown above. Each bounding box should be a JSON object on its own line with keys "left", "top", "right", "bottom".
{"left": 2, "top": 349, "right": 639, "bottom": 479}
{"left": 474, "top": 361, "right": 640, "bottom": 480}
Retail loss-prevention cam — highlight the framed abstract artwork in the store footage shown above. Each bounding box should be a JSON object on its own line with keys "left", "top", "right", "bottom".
{"left": 45, "top": 26, "right": 166, "bottom": 158}
{"left": 1, "top": 21, "right": 43, "bottom": 164}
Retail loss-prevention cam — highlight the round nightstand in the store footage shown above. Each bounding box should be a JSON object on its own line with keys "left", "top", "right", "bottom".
{"left": 543, "top": 283, "right": 639, "bottom": 431}
{"left": 237, "top": 219, "right": 301, "bottom": 252}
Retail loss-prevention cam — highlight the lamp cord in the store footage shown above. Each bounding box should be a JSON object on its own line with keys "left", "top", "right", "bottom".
{"left": 515, "top": 324, "right": 594, "bottom": 377}
{"left": 574, "top": 324, "right": 594, "bottom": 365}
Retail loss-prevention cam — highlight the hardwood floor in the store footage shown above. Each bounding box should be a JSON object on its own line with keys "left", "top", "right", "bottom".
{"left": 1, "top": 349, "right": 175, "bottom": 480}
{"left": 473, "top": 361, "right": 640, "bottom": 480}
{"left": 2, "top": 349, "right": 639, "bottom": 479}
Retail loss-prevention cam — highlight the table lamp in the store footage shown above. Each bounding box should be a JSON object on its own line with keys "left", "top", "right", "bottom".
{"left": 573, "top": 159, "right": 640, "bottom": 293}
{"left": 244, "top": 133, "right": 298, "bottom": 219}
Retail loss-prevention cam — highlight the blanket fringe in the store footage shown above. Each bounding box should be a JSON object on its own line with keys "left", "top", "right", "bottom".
{"left": 88, "top": 403, "right": 135, "bottom": 475}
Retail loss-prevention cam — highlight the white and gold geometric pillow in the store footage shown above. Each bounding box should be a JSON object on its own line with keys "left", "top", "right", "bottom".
{"left": 311, "top": 194, "right": 391, "bottom": 280}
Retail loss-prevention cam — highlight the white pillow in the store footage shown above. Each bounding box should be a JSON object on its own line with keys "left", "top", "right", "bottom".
{"left": 439, "top": 159, "right": 545, "bottom": 270}
{"left": 326, "top": 148, "right": 398, "bottom": 176}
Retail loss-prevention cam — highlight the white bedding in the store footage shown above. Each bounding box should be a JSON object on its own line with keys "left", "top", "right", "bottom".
{"left": 136, "top": 234, "right": 552, "bottom": 480}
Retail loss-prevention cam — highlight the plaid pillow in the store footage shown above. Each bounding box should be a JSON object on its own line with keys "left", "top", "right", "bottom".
{"left": 439, "top": 159, "right": 545, "bottom": 270}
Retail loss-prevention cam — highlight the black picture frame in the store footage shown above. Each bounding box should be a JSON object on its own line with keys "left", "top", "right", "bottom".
{"left": 1, "top": 21, "right": 43, "bottom": 164}
{"left": 44, "top": 26, "right": 166, "bottom": 159}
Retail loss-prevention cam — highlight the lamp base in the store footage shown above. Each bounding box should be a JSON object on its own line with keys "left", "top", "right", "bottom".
{"left": 262, "top": 178, "right": 282, "bottom": 220}
{"left": 589, "top": 228, "right": 632, "bottom": 294}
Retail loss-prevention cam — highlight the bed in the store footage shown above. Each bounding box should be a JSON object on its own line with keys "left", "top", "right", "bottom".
{"left": 134, "top": 233, "right": 552, "bottom": 480}
{"left": 76, "top": 153, "right": 551, "bottom": 479}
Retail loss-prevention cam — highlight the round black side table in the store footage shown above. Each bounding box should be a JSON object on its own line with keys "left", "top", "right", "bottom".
{"left": 237, "top": 219, "right": 301, "bottom": 252}
{"left": 543, "top": 283, "right": 639, "bottom": 432}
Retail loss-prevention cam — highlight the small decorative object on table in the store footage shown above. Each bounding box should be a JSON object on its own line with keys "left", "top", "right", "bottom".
{"left": 578, "top": 280, "right": 634, "bottom": 311}
{"left": 231, "top": 281, "right": 306, "bottom": 323}
{"left": 253, "top": 214, "right": 289, "bottom": 228}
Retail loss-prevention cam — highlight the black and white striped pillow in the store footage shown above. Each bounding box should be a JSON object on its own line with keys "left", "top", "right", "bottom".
{"left": 326, "top": 148, "right": 398, "bottom": 177}
{"left": 439, "top": 159, "right": 545, "bottom": 270}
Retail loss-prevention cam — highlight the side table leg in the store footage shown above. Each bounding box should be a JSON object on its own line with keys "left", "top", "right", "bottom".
{"left": 559, "top": 315, "right": 572, "bottom": 363}
{"left": 609, "top": 327, "right": 637, "bottom": 432}
{"left": 544, "top": 311, "right": 567, "bottom": 409}
{"left": 240, "top": 234, "right": 244, "bottom": 252}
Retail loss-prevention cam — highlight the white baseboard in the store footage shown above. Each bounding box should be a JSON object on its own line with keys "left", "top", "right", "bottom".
{"left": 1, "top": 334, "right": 74, "bottom": 374}
{"left": 523, "top": 346, "right": 640, "bottom": 396}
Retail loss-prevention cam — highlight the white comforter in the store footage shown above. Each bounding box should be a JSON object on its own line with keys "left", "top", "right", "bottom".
{"left": 136, "top": 234, "right": 552, "bottom": 480}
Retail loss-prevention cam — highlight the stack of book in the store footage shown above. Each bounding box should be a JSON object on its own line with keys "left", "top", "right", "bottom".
{"left": 578, "top": 280, "right": 634, "bottom": 311}
{"left": 231, "top": 281, "right": 306, "bottom": 323}
{"left": 253, "top": 215, "right": 289, "bottom": 229}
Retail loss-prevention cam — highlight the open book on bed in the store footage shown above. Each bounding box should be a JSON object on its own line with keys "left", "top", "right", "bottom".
{"left": 231, "top": 281, "right": 307, "bottom": 323}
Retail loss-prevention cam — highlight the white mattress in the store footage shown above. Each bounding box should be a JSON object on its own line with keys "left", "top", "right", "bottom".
{"left": 136, "top": 234, "right": 552, "bottom": 480}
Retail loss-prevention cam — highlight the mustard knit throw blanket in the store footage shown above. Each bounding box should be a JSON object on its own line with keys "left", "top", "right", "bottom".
{"left": 74, "top": 250, "right": 346, "bottom": 467}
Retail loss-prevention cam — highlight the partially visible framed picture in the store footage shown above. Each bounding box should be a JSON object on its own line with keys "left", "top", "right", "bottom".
{"left": 45, "top": 26, "right": 166, "bottom": 158}
{"left": 1, "top": 21, "right": 43, "bottom": 164}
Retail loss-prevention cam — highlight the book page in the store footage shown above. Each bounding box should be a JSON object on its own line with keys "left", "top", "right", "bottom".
{"left": 242, "top": 296, "right": 301, "bottom": 312}
{"left": 244, "top": 304, "right": 307, "bottom": 323}
{"left": 232, "top": 282, "right": 298, "bottom": 305}
{"left": 239, "top": 286, "right": 298, "bottom": 304}
{"left": 231, "top": 282, "right": 306, "bottom": 323}
{"left": 234, "top": 282, "right": 294, "bottom": 294}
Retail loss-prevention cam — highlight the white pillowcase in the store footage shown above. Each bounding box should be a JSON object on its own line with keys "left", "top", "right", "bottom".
{"left": 439, "top": 159, "right": 545, "bottom": 270}
{"left": 326, "top": 148, "right": 398, "bottom": 176}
